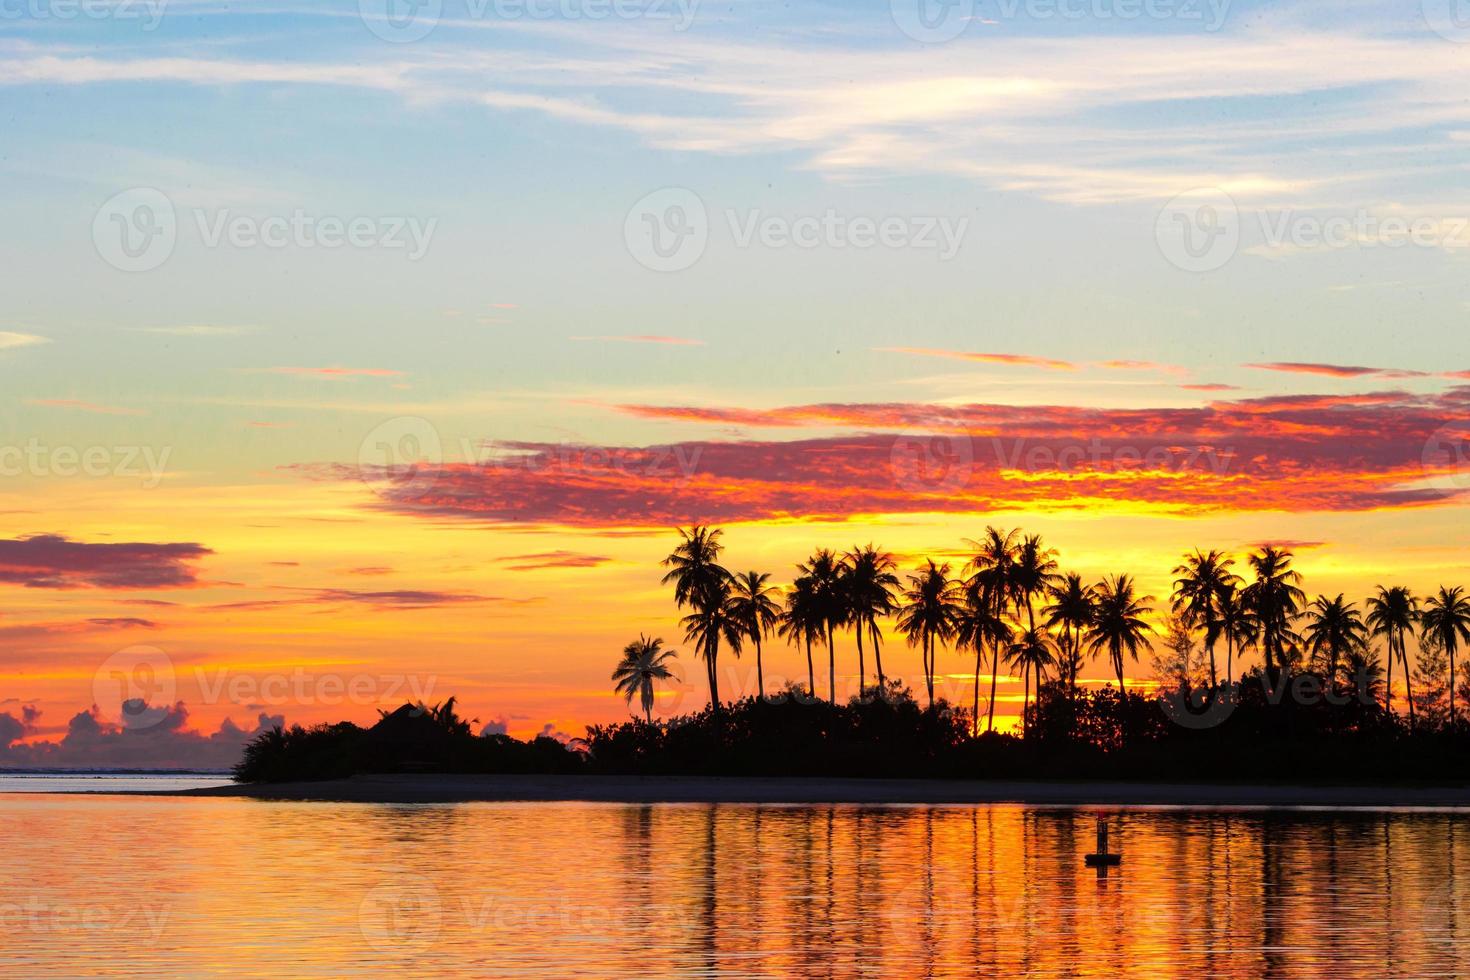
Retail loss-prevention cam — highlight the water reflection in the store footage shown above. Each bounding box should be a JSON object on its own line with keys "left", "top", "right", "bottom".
{"left": 2, "top": 797, "right": 1467, "bottom": 978}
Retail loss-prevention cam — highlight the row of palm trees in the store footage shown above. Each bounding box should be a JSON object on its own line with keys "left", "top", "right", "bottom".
{"left": 617, "top": 525, "right": 1470, "bottom": 733}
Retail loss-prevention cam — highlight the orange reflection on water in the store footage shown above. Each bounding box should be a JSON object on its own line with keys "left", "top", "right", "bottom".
{"left": 2, "top": 797, "right": 1468, "bottom": 978}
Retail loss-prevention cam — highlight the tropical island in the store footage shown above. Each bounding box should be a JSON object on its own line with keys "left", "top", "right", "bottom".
{"left": 224, "top": 525, "right": 1470, "bottom": 798}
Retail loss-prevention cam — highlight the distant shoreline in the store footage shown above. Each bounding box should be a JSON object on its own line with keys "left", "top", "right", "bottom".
{"left": 122, "top": 774, "right": 1470, "bottom": 807}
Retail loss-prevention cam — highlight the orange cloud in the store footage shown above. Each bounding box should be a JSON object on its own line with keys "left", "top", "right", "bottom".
{"left": 875, "top": 347, "right": 1076, "bottom": 370}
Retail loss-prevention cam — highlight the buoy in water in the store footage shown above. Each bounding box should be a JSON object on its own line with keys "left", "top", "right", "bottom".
{"left": 1084, "top": 817, "right": 1121, "bottom": 867}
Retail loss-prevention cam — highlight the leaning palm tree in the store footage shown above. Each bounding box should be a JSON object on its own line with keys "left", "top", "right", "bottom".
{"left": 1044, "top": 572, "right": 1096, "bottom": 692}
{"left": 1242, "top": 546, "right": 1305, "bottom": 682}
{"left": 779, "top": 575, "right": 823, "bottom": 700}
{"left": 955, "top": 579, "right": 1014, "bottom": 735}
{"left": 896, "top": 560, "right": 961, "bottom": 707}
{"left": 1421, "top": 586, "right": 1470, "bottom": 725}
{"left": 797, "top": 548, "right": 845, "bottom": 702}
{"left": 1005, "top": 627, "right": 1057, "bottom": 735}
{"left": 1302, "top": 594, "right": 1368, "bottom": 692}
{"left": 1088, "top": 574, "right": 1155, "bottom": 695}
{"left": 1171, "top": 549, "right": 1241, "bottom": 688}
{"left": 612, "top": 635, "right": 679, "bottom": 722}
{"left": 680, "top": 596, "right": 742, "bottom": 708}
{"left": 842, "top": 544, "right": 901, "bottom": 696}
{"left": 1366, "top": 585, "right": 1420, "bottom": 723}
{"left": 661, "top": 525, "right": 733, "bottom": 710}
{"left": 728, "top": 570, "right": 782, "bottom": 702}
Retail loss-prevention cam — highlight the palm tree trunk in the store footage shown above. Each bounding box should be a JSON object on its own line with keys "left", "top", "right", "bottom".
{"left": 1402, "top": 639, "right": 1416, "bottom": 729}
{"left": 1226, "top": 633, "right": 1234, "bottom": 688}
{"left": 827, "top": 624, "right": 837, "bottom": 704}
{"left": 1206, "top": 639, "right": 1217, "bottom": 689}
{"left": 872, "top": 622, "right": 886, "bottom": 695}
{"left": 805, "top": 634, "right": 815, "bottom": 702}
{"left": 923, "top": 634, "right": 934, "bottom": 708}
{"left": 754, "top": 633, "right": 765, "bottom": 703}
{"left": 855, "top": 623, "right": 867, "bottom": 700}
{"left": 986, "top": 641, "right": 1000, "bottom": 733}
{"left": 973, "top": 644, "right": 983, "bottom": 736}
{"left": 1115, "top": 646, "right": 1126, "bottom": 696}
{"left": 1386, "top": 633, "right": 1395, "bottom": 714}
{"left": 1451, "top": 641, "right": 1458, "bottom": 726}
{"left": 707, "top": 633, "right": 721, "bottom": 712}
{"left": 1022, "top": 662, "right": 1031, "bottom": 736}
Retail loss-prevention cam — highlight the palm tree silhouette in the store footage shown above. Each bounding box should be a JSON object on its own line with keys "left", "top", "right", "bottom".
{"left": 842, "top": 544, "right": 900, "bottom": 697}
{"left": 1088, "top": 574, "right": 1155, "bottom": 695}
{"left": 1303, "top": 594, "right": 1368, "bottom": 692}
{"left": 661, "top": 525, "right": 734, "bottom": 711}
{"left": 1044, "top": 572, "right": 1096, "bottom": 693}
{"left": 1012, "top": 534, "right": 1060, "bottom": 636}
{"left": 956, "top": 579, "right": 1013, "bottom": 734}
{"left": 1366, "top": 585, "right": 1419, "bottom": 723}
{"left": 1421, "top": 586, "right": 1470, "bottom": 725}
{"left": 896, "top": 560, "right": 961, "bottom": 708}
{"left": 1171, "top": 549, "right": 1241, "bottom": 688}
{"left": 1216, "top": 583, "right": 1258, "bottom": 687}
{"left": 797, "top": 549, "right": 845, "bottom": 703}
{"left": 728, "top": 570, "right": 782, "bottom": 702}
{"left": 612, "top": 635, "right": 679, "bottom": 722}
{"left": 1006, "top": 627, "right": 1057, "bottom": 735}
{"left": 965, "top": 527, "right": 1020, "bottom": 732}
{"left": 1242, "top": 547, "right": 1305, "bottom": 683}
{"left": 779, "top": 575, "right": 823, "bottom": 701}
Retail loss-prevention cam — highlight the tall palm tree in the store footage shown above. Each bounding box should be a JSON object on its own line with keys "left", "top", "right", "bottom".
{"left": 1366, "top": 585, "right": 1419, "bottom": 723}
{"left": 1216, "top": 583, "right": 1257, "bottom": 687}
{"left": 965, "top": 527, "right": 1020, "bottom": 732}
{"left": 1421, "top": 586, "right": 1470, "bottom": 725}
{"left": 661, "top": 525, "right": 733, "bottom": 710}
{"left": 1011, "top": 534, "right": 1060, "bottom": 635}
{"left": 680, "top": 595, "right": 742, "bottom": 710}
{"left": 1088, "top": 574, "right": 1155, "bottom": 695}
{"left": 1302, "top": 594, "right": 1368, "bottom": 690}
{"left": 612, "top": 635, "right": 678, "bottom": 722}
{"left": 1242, "top": 547, "right": 1305, "bottom": 682}
{"left": 896, "top": 560, "right": 961, "bottom": 707}
{"left": 779, "top": 575, "right": 823, "bottom": 700}
{"left": 842, "top": 544, "right": 900, "bottom": 696}
{"left": 1171, "top": 549, "right": 1241, "bottom": 688}
{"left": 728, "top": 570, "right": 782, "bottom": 702}
{"left": 1044, "top": 572, "right": 1096, "bottom": 692}
{"left": 797, "top": 549, "right": 845, "bottom": 703}
{"left": 956, "top": 581, "right": 1013, "bottom": 735}
{"left": 1005, "top": 627, "right": 1057, "bottom": 735}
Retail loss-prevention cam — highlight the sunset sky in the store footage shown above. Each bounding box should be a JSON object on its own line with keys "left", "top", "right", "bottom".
{"left": 2, "top": 0, "right": 1469, "bottom": 764}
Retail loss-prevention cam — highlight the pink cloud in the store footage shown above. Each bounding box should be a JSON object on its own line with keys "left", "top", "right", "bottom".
{"left": 497, "top": 551, "right": 612, "bottom": 572}
{"left": 876, "top": 347, "right": 1075, "bottom": 370}
{"left": 569, "top": 335, "right": 705, "bottom": 346}
{"left": 25, "top": 399, "right": 146, "bottom": 416}
{"left": 0, "top": 535, "right": 212, "bottom": 590}
{"left": 266, "top": 367, "right": 405, "bottom": 379}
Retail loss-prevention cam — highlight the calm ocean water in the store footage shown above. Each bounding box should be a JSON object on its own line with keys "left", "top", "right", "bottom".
{"left": 2, "top": 793, "right": 1468, "bottom": 978}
